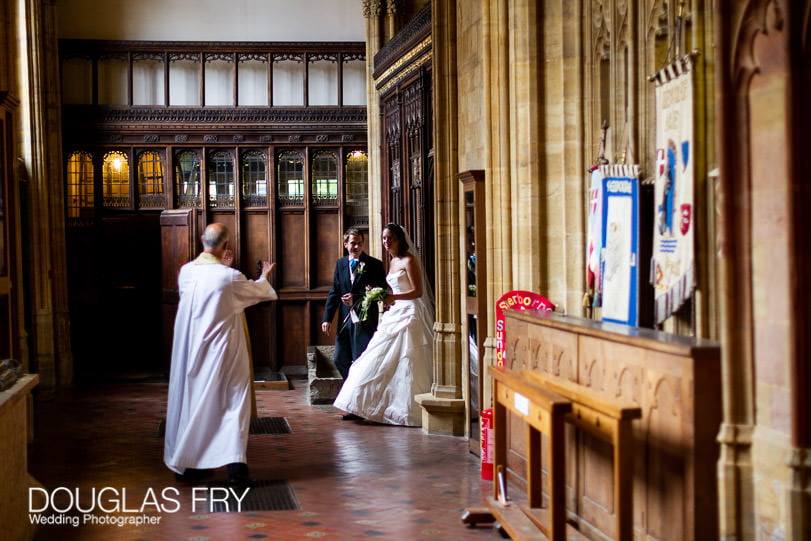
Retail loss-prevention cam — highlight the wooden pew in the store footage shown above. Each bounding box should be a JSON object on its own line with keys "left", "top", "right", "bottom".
{"left": 464, "top": 365, "right": 572, "bottom": 541}
{"left": 503, "top": 310, "right": 721, "bottom": 540}
{"left": 523, "top": 370, "right": 642, "bottom": 541}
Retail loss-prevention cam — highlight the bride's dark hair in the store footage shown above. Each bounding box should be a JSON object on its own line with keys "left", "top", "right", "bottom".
{"left": 383, "top": 223, "right": 408, "bottom": 256}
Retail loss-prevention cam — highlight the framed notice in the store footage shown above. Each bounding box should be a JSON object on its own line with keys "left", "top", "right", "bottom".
{"left": 599, "top": 165, "right": 640, "bottom": 327}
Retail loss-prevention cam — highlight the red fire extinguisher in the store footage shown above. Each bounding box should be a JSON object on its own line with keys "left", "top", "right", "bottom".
{"left": 480, "top": 408, "right": 494, "bottom": 480}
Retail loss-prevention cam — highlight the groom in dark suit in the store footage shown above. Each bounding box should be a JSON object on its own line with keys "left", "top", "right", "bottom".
{"left": 322, "top": 227, "right": 387, "bottom": 383}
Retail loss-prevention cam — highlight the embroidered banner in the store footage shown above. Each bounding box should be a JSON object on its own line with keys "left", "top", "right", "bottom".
{"left": 651, "top": 54, "right": 695, "bottom": 324}
{"left": 599, "top": 164, "right": 641, "bottom": 326}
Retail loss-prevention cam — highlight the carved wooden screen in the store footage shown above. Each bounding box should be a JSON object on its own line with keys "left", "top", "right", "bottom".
{"left": 60, "top": 40, "right": 367, "bottom": 379}
{"left": 375, "top": 5, "right": 434, "bottom": 289}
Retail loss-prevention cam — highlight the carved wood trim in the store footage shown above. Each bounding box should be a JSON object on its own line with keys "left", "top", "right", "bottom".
{"left": 60, "top": 39, "right": 365, "bottom": 56}
{"left": 372, "top": 2, "right": 431, "bottom": 74}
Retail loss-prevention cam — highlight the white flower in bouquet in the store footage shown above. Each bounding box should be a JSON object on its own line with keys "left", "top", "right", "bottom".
{"left": 358, "top": 287, "right": 388, "bottom": 321}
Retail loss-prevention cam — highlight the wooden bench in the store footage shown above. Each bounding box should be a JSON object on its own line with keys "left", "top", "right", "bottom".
{"left": 523, "top": 370, "right": 642, "bottom": 541}
{"left": 463, "top": 365, "right": 572, "bottom": 541}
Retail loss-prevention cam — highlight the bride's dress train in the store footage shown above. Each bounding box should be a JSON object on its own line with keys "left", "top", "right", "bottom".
{"left": 333, "top": 269, "right": 434, "bottom": 426}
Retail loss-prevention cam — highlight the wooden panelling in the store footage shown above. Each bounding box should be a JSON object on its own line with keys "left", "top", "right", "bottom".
{"left": 209, "top": 213, "right": 236, "bottom": 251}
{"left": 278, "top": 211, "right": 306, "bottom": 289}
{"left": 242, "top": 212, "right": 270, "bottom": 281}
{"left": 504, "top": 310, "right": 721, "bottom": 541}
{"left": 310, "top": 299, "right": 333, "bottom": 346}
{"left": 245, "top": 304, "right": 274, "bottom": 370}
{"left": 313, "top": 211, "right": 340, "bottom": 289}
{"left": 278, "top": 301, "right": 306, "bottom": 369}
{"left": 526, "top": 324, "right": 577, "bottom": 380}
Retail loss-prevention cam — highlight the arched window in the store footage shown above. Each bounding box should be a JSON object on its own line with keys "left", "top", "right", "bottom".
{"left": 241, "top": 150, "right": 267, "bottom": 207}
{"left": 66, "top": 151, "right": 94, "bottom": 221}
{"left": 345, "top": 150, "right": 369, "bottom": 227}
{"left": 102, "top": 150, "right": 130, "bottom": 208}
{"left": 276, "top": 150, "right": 304, "bottom": 207}
{"left": 208, "top": 151, "right": 234, "bottom": 208}
{"left": 311, "top": 150, "right": 338, "bottom": 206}
{"left": 175, "top": 150, "right": 201, "bottom": 208}
{"left": 137, "top": 151, "right": 165, "bottom": 208}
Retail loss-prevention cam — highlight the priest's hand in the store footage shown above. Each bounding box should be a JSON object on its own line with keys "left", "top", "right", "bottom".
{"left": 222, "top": 249, "right": 234, "bottom": 267}
{"left": 259, "top": 261, "right": 275, "bottom": 281}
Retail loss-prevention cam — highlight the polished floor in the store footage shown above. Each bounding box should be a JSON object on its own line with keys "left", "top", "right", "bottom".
{"left": 27, "top": 377, "right": 502, "bottom": 541}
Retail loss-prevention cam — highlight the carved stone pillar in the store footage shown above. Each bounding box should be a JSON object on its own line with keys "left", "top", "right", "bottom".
{"left": 385, "top": 0, "right": 398, "bottom": 41}
{"left": 414, "top": 0, "right": 465, "bottom": 436}
{"left": 18, "top": 0, "right": 73, "bottom": 391}
{"left": 714, "top": 1, "right": 809, "bottom": 539}
{"left": 477, "top": 0, "right": 511, "bottom": 414}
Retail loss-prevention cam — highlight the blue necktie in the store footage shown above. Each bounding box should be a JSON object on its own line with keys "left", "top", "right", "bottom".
{"left": 350, "top": 259, "right": 358, "bottom": 273}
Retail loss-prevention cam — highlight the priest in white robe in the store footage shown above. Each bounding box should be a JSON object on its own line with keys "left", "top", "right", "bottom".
{"left": 164, "top": 223, "right": 277, "bottom": 486}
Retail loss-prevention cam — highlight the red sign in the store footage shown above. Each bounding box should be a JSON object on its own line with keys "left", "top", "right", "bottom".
{"left": 495, "top": 290, "right": 554, "bottom": 367}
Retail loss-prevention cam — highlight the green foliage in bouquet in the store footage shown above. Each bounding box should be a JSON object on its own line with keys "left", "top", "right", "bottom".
{"left": 358, "top": 287, "right": 388, "bottom": 321}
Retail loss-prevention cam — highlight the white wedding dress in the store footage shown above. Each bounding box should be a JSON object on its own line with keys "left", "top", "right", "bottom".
{"left": 333, "top": 269, "right": 434, "bottom": 426}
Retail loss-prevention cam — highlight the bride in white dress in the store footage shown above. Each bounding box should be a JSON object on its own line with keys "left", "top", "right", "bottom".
{"left": 333, "top": 223, "right": 434, "bottom": 426}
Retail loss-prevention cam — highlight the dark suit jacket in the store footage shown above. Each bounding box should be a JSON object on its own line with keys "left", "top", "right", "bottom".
{"left": 322, "top": 252, "right": 387, "bottom": 331}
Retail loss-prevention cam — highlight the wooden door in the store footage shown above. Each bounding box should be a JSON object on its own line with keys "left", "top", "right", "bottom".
{"left": 460, "top": 170, "right": 486, "bottom": 454}
{"left": 160, "top": 209, "right": 198, "bottom": 371}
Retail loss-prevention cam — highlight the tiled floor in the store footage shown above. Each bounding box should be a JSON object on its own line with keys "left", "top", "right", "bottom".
{"left": 27, "top": 378, "right": 503, "bottom": 540}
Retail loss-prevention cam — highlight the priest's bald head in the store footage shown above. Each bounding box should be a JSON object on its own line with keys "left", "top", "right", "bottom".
{"left": 202, "top": 223, "right": 229, "bottom": 253}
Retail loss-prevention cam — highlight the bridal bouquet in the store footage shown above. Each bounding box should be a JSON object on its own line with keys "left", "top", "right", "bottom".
{"left": 358, "top": 287, "right": 389, "bottom": 322}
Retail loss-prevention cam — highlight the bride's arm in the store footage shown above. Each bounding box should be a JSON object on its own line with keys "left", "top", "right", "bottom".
{"left": 384, "top": 254, "right": 423, "bottom": 304}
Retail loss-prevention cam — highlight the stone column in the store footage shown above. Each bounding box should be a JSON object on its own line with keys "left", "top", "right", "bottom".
{"left": 414, "top": 0, "right": 465, "bottom": 436}
{"left": 17, "top": 0, "right": 73, "bottom": 391}
{"left": 483, "top": 0, "right": 512, "bottom": 322}
{"left": 476, "top": 0, "right": 511, "bottom": 413}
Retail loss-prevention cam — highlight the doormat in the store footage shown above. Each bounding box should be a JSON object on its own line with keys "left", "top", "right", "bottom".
{"left": 158, "top": 417, "right": 291, "bottom": 437}
{"left": 204, "top": 480, "right": 300, "bottom": 512}
{"left": 249, "top": 417, "right": 292, "bottom": 435}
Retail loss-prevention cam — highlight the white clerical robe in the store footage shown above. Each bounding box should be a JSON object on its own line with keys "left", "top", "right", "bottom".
{"left": 164, "top": 253, "right": 277, "bottom": 473}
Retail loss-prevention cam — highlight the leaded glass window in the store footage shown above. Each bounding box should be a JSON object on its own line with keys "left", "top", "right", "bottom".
{"left": 102, "top": 150, "right": 130, "bottom": 208}
{"left": 345, "top": 150, "right": 369, "bottom": 227}
{"left": 67, "top": 151, "right": 94, "bottom": 222}
{"left": 175, "top": 150, "right": 201, "bottom": 208}
{"left": 277, "top": 151, "right": 304, "bottom": 207}
{"left": 208, "top": 151, "right": 234, "bottom": 208}
{"left": 137, "top": 151, "right": 166, "bottom": 208}
{"left": 311, "top": 150, "right": 338, "bottom": 206}
{"left": 241, "top": 150, "right": 267, "bottom": 207}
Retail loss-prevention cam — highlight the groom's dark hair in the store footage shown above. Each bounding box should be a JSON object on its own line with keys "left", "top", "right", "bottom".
{"left": 383, "top": 223, "right": 408, "bottom": 256}
{"left": 343, "top": 227, "right": 363, "bottom": 243}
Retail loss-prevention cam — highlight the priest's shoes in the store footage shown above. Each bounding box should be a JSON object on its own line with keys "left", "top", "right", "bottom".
{"left": 227, "top": 462, "right": 256, "bottom": 488}
{"left": 341, "top": 413, "right": 363, "bottom": 421}
{"left": 175, "top": 468, "right": 214, "bottom": 484}
{"left": 228, "top": 475, "right": 256, "bottom": 489}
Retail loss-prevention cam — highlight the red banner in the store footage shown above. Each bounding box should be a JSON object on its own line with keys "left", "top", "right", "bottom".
{"left": 495, "top": 290, "right": 554, "bottom": 367}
